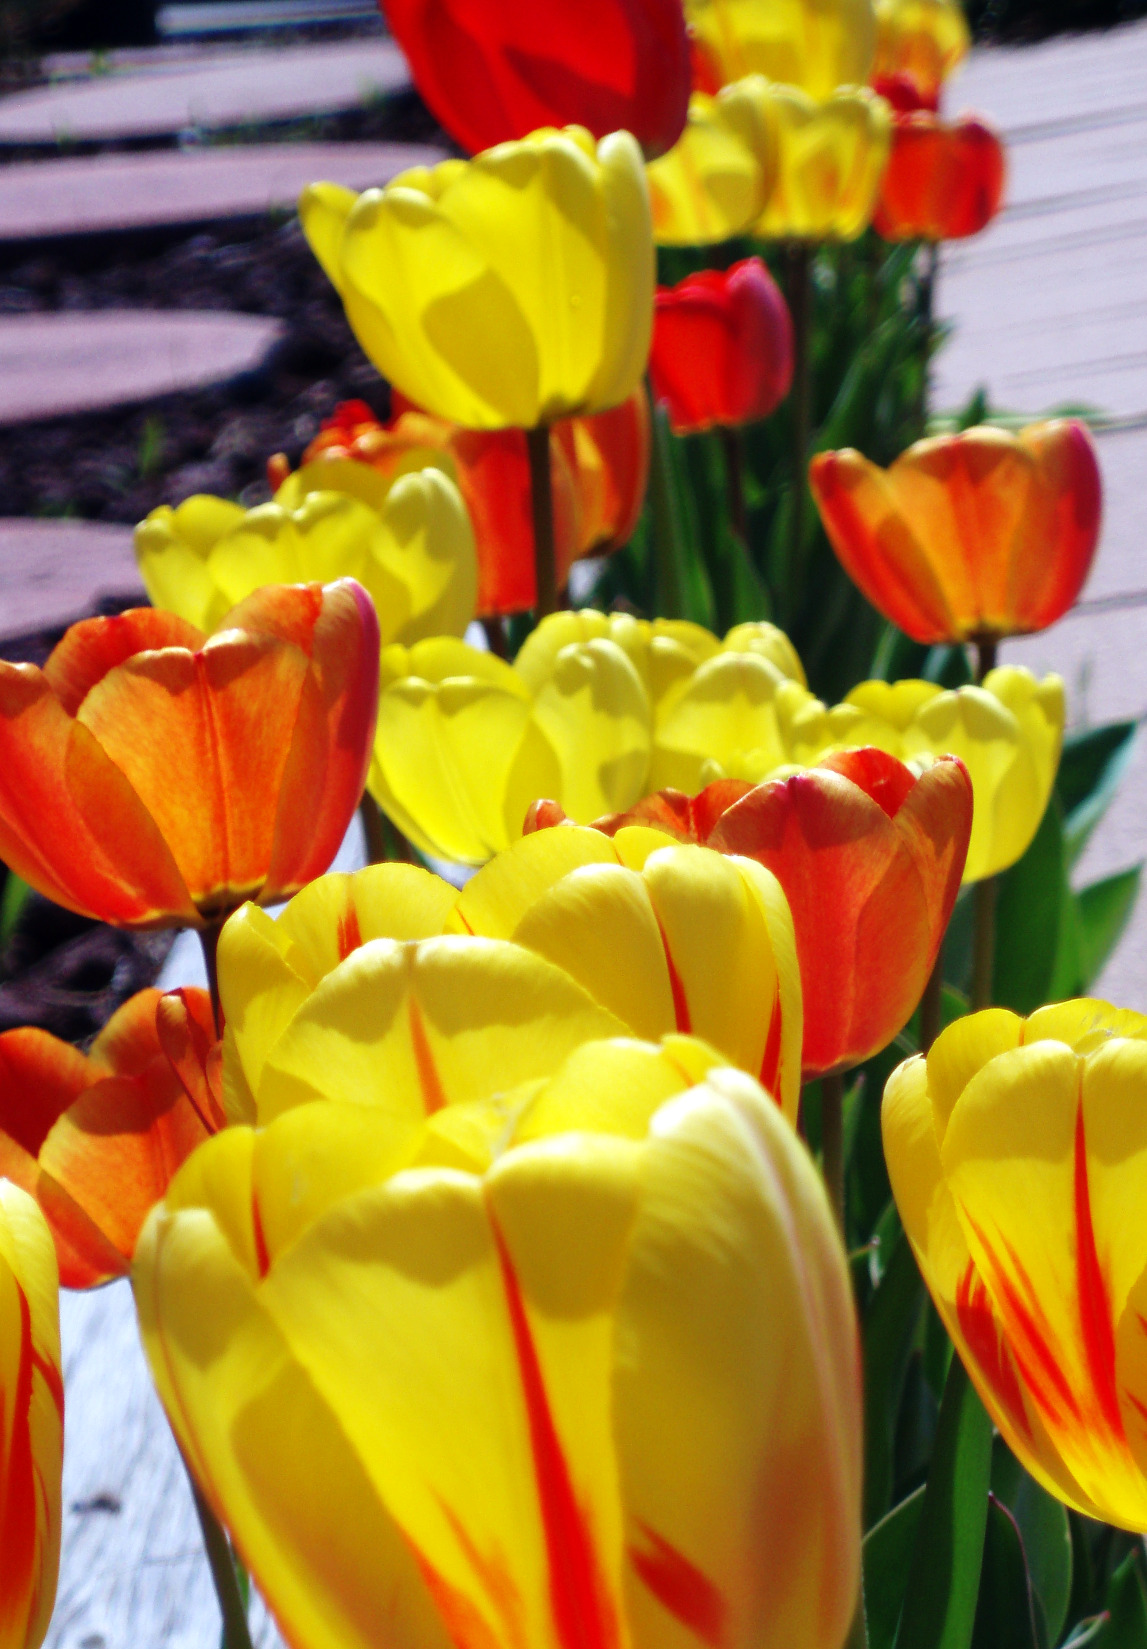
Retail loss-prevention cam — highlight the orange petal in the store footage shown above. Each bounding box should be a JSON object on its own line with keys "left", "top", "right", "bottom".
{"left": 157, "top": 988, "right": 226, "bottom": 1133}
{"left": 44, "top": 607, "right": 205, "bottom": 715}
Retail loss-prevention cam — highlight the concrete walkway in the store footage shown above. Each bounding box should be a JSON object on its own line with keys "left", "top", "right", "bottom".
{"left": 0, "top": 520, "right": 143, "bottom": 639}
{"left": 938, "top": 19, "right": 1147, "bottom": 1008}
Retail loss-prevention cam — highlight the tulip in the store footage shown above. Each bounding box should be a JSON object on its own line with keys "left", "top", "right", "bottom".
{"left": 645, "top": 78, "right": 776, "bottom": 245}
{"left": 875, "top": 112, "right": 1006, "bottom": 241}
{"left": 300, "top": 391, "right": 650, "bottom": 616}
{"left": 300, "top": 127, "right": 654, "bottom": 431}
{"left": 872, "top": 0, "right": 970, "bottom": 112}
{"left": 883, "top": 998, "right": 1147, "bottom": 1530}
{"left": 135, "top": 1033, "right": 861, "bottom": 1649}
{"left": 650, "top": 256, "right": 794, "bottom": 434}
{"left": 135, "top": 463, "right": 477, "bottom": 644}
{"left": 0, "top": 582, "right": 379, "bottom": 928}
{"left": 0, "top": 988, "right": 218, "bottom": 1290}
{"left": 531, "top": 746, "right": 972, "bottom": 1077}
{"left": 381, "top": 0, "right": 691, "bottom": 159}
{"left": 813, "top": 669, "right": 1065, "bottom": 882}
{"left": 0, "top": 1180, "right": 62, "bottom": 1649}
{"left": 755, "top": 84, "right": 892, "bottom": 242}
{"left": 809, "top": 422, "right": 1102, "bottom": 645}
{"left": 685, "top": 0, "right": 878, "bottom": 103}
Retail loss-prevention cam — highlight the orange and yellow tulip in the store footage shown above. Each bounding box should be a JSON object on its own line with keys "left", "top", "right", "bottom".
{"left": 755, "top": 84, "right": 892, "bottom": 242}
{"left": 871, "top": 0, "right": 969, "bottom": 111}
{"left": 135, "top": 1035, "right": 861, "bottom": 1649}
{"left": 0, "top": 1180, "right": 62, "bottom": 1649}
{"left": 0, "top": 582, "right": 379, "bottom": 929}
{"left": 810, "top": 422, "right": 1102, "bottom": 645}
{"left": 875, "top": 112, "right": 1006, "bottom": 242}
{"left": 884, "top": 999, "right": 1147, "bottom": 1531}
{"left": 0, "top": 988, "right": 218, "bottom": 1289}
{"left": 686, "top": 0, "right": 878, "bottom": 103}
{"left": 529, "top": 746, "right": 972, "bottom": 1076}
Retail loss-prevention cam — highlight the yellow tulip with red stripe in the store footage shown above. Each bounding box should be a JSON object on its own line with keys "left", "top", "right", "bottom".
{"left": 0, "top": 1180, "right": 62, "bottom": 1649}
{"left": 134, "top": 1034, "right": 862, "bottom": 1649}
{"left": 884, "top": 1000, "right": 1147, "bottom": 1530}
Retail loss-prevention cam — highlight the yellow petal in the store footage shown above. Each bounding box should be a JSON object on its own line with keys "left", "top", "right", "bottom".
{"left": 451, "top": 825, "right": 624, "bottom": 938}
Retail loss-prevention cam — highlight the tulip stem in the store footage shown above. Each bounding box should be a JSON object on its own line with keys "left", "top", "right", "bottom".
{"left": 719, "top": 424, "right": 748, "bottom": 549}
{"left": 189, "top": 1476, "right": 255, "bottom": 1649}
{"left": 649, "top": 399, "right": 687, "bottom": 619}
{"left": 786, "top": 241, "right": 813, "bottom": 613}
{"left": 971, "top": 874, "right": 998, "bottom": 1012}
{"left": 482, "top": 616, "right": 508, "bottom": 659}
{"left": 360, "top": 790, "right": 388, "bottom": 865}
{"left": 821, "top": 1070, "right": 846, "bottom": 1229}
{"left": 527, "top": 424, "right": 558, "bottom": 619}
{"left": 919, "top": 950, "right": 944, "bottom": 1052}
{"left": 198, "top": 922, "right": 224, "bottom": 1040}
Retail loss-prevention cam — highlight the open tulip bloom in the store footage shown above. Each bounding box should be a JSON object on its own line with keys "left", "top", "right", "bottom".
{"left": 0, "top": 581, "right": 379, "bottom": 930}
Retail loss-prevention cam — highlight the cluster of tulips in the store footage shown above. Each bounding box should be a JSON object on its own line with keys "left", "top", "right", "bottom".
{"left": 1, "top": 1, "right": 1142, "bottom": 1647}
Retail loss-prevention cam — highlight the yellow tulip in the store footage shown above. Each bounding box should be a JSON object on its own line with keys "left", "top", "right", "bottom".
{"left": 755, "top": 84, "right": 891, "bottom": 242}
{"left": 884, "top": 999, "right": 1147, "bottom": 1531}
{"left": 873, "top": 0, "right": 970, "bottom": 105}
{"left": 686, "top": 0, "right": 878, "bottom": 102}
{"left": 135, "top": 1036, "right": 862, "bottom": 1649}
{"left": 0, "top": 1181, "right": 62, "bottom": 1649}
{"left": 135, "top": 461, "right": 477, "bottom": 644}
{"left": 300, "top": 127, "right": 654, "bottom": 431}
{"left": 812, "top": 668, "right": 1065, "bottom": 881}
{"left": 646, "top": 78, "right": 777, "bottom": 246}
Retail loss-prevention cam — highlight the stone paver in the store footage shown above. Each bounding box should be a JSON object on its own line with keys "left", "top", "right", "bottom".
{"left": 0, "top": 310, "right": 285, "bottom": 425}
{"left": 0, "top": 520, "right": 144, "bottom": 640}
{"left": 0, "top": 141, "right": 443, "bottom": 240}
{"left": 0, "top": 36, "right": 408, "bottom": 145}
{"left": 159, "top": 0, "right": 379, "bottom": 34}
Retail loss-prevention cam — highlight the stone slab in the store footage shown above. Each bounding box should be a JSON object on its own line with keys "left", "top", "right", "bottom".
{"left": 0, "top": 36, "right": 408, "bottom": 145}
{"left": 0, "top": 141, "right": 443, "bottom": 240}
{"left": 0, "top": 519, "right": 145, "bottom": 640}
{"left": 159, "top": 0, "right": 380, "bottom": 34}
{"left": 0, "top": 310, "right": 285, "bottom": 425}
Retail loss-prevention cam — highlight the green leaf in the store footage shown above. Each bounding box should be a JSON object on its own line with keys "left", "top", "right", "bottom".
{"left": 969, "top": 1496, "right": 1041, "bottom": 1649}
{"left": 991, "top": 1448, "right": 1072, "bottom": 1646}
{"left": 0, "top": 871, "right": 29, "bottom": 945}
{"left": 864, "top": 1227, "right": 926, "bottom": 1528}
{"left": 894, "top": 1356, "right": 992, "bottom": 1649}
{"left": 993, "top": 801, "right": 1068, "bottom": 1014}
{"left": 865, "top": 1487, "right": 926, "bottom": 1649}
{"left": 1055, "top": 722, "right": 1138, "bottom": 867}
{"left": 1096, "top": 1552, "right": 1147, "bottom": 1648}
{"left": 1076, "top": 868, "right": 1142, "bottom": 990}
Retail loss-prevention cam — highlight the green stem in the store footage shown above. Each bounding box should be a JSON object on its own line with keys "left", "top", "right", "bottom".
{"left": 971, "top": 875, "right": 998, "bottom": 1013}
{"left": 649, "top": 399, "right": 686, "bottom": 619}
{"left": 526, "top": 424, "right": 557, "bottom": 619}
{"left": 821, "top": 1070, "right": 846, "bottom": 1229}
{"left": 359, "top": 791, "right": 388, "bottom": 866}
{"left": 919, "top": 949, "right": 944, "bottom": 1053}
{"left": 786, "top": 241, "right": 813, "bottom": 613}
{"left": 719, "top": 423, "right": 748, "bottom": 549}
{"left": 189, "top": 1475, "right": 254, "bottom": 1649}
{"left": 197, "top": 923, "right": 224, "bottom": 1040}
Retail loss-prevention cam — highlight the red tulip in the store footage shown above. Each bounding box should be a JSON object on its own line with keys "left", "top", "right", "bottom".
{"left": 875, "top": 112, "right": 1006, "bottom": 242}
{"left": 380, "top": 0, "right": 691, "bottom": 158}
{"left": 526, "top": 746, "right": 973, "bottom": 1076}
{"left": 649, "top": 257, "right": 794, "bottom": 436}
{"left": 0, "top": 987, "right": 219, "bottom": 1287}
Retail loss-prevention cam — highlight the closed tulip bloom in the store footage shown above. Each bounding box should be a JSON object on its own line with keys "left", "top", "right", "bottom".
{"left": 0, "top": 583, "right": 379, "bottom": 928}
{"left": 756, "top": 84, "right": 892, "bottom": 242}
{"left": 875, "top": 113, "right": 1006, "bottom": 241}
{"left": 686, "top": 0, "right": 877, "bottom": 102}
{"left": 646, "top": 78, "right": 776, "bottom": 246}
{"left": 814, "top": 669, "right": 1065, "bottom": 882}
{"left": 883, "top": 998, "right": 1147, "bottom": 1530}
{"left": 0, "top": 1180, "right": 62, "bottom": 1649}
{"left": 300, "top": 127, "right": 654, "bottom": 431}
{"left": 381, "top": 0, "right": 691, "bottom": 159}
{"left": 810, "top": 422, "right": 1101, "bottom": 644}
{"left": 0, "top": 989, "right": 218, "bottom": 1289}
{"left": 135, "top": 463, "right": 477, "bottom": 643}
{"left": 135, "top": 1035, "right": 861, "bottom": 1649}
{"left": 542, "top": 747, "right": 971, "bottom": 1076}
{"left": 650, "top": 256, "right": 794, "bottom": 434}
{"left": 872, "top": 0, "right": 970, "bottom": 111}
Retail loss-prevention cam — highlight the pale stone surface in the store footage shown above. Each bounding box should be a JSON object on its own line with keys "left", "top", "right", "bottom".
{"left": 0, "top": 37, "right": 408, "bottom": 145}
{"left": 0, "top": 141, "right": 443, "bottom": 240}
{"left": 0, "top": 519, "right": 144, "bottom": 640}
{"left": 0, "top": 310, "right": 285, "bottom": 425}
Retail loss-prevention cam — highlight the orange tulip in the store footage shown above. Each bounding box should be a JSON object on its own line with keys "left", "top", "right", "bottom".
{"left": 0, "top": 582, "right": 379, "bottom": 929}
{"left": 875, "top": 113, "right": 1006, "bottom": 242}
{"left": 809, "top": 421, "right": 1102, "bottom": 645}
{"left": 527, "top": 746, "right": 972, "bottom": 1075}
{"left": 303, "top": 394, "right": 650, "bottom": 616}
{"left": 0, "top": 988, "right": 219, "bottom": 1289}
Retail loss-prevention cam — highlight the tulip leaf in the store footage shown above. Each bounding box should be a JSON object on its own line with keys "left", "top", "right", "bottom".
{"left": 1055, "top": 721, "right": 1139, "bottom": 867}
{"left": 992, "top": 1445, "right": 1073, "bottom": 1647}
{"left": 993, "top": 800, "right": 1070, "bottom": 1015}
{"left": 969, "top": 1496, "right": 1042, "bottom": 1649}
{"left": 893, "top": 1355, "right": 992, "bottom": 1649}
{"left": 865, "top": 1487, "right": 926, "bottom": 1649}
{"left": 864, "top": 1225, "right": 926, "bottom": 1528}
{"left": 1095, "top": 1552, "right": 1147, "bottom": 1649}
{"left": 1075, "top": 867, "right": 1142, "bottom": 990}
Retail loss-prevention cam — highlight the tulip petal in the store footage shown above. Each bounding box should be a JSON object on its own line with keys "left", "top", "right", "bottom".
{"left": 452, "top": 826, "right": 622, "bottom": 938}
{"left": 653, "top": 653, "right": 817, "bottom": 792}
{"left": 43, "top": 607, "right": 207, "bottom": 716}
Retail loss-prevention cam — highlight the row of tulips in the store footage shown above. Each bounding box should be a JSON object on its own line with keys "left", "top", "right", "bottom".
{"left": 3, "top": 0, "right": 1143, "bottom": 1645}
